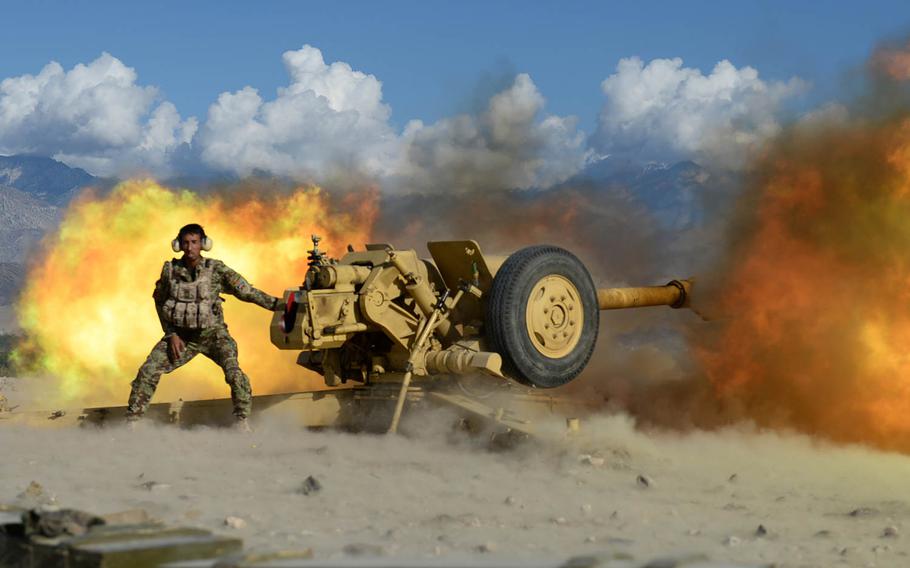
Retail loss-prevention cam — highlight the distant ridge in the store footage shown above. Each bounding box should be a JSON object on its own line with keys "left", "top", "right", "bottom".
{"left": 0, "top": 155, "right": 98, "bottom": 205}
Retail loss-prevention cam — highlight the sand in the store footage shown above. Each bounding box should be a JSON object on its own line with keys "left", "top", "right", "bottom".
{"left": 2, "top": 408, "right": 909, "bottom": 567}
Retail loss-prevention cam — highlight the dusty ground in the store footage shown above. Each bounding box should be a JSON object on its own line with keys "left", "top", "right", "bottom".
{"left": 2, "top": 405, "right": 910, "bottom": 568}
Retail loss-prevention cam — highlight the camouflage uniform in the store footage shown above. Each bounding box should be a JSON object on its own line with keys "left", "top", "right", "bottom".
{"left": 126, "top": 257, "right": 280, "bottom": 419}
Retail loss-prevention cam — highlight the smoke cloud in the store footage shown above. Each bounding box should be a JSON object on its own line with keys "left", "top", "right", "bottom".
{"left": 391, "top": 74, "right": 590, "bottom": 194}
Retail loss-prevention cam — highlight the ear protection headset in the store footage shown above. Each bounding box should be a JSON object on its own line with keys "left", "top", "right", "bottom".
{"left": 171, "top": 227, "right": 214, "bottom": 252}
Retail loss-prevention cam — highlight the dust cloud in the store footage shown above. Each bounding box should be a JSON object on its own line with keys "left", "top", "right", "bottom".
{"left": 3, "top": 412, "right": 910, "bottom": 565}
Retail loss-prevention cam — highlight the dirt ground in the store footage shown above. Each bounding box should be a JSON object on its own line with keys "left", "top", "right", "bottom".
{"left": 2, "top": 404, "right": 909, "bottom": 568}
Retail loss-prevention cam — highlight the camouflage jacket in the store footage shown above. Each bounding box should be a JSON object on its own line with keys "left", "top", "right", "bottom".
{"left": 153, "top": 257, "right": 279, "bottom": 335}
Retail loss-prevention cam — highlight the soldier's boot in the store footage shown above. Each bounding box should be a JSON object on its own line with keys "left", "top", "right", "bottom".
{"left": 127, "top": 368, "right": 162, "bottom": 424}
{"left": 233, "top": 416, "right": 252, "bottom": 433}
{"left": 224, "top": 366, "right": 253, "bottom": 425}
{"left": 125, "top": 397, "right": 147, "bottom": 429}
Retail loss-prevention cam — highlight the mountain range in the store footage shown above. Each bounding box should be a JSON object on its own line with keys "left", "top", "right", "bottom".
{"left": 0, "top": 153, "right": 710, "bottom": 309}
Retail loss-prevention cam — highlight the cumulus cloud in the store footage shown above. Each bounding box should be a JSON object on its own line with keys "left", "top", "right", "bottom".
{"left": 197, "top": 45, "right": 398, "bottom": 179}
{"left": 0, "top": 53, "right": 196, "bottom": 177}
{"left": 197, "top": 48, "right": 588, "bottom": 191}
{"left": 0, "top": 47, "right": 804, "bottom": 183}
{"left": 592, "top": 57, "right": 806, "bottom": 168}
{"left": 392, "top": 73, "right": 590, "bottom": 193}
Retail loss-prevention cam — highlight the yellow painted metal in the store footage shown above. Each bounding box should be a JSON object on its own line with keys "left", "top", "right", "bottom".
{"left": 596, "top": 279, "right": 691, "bottom": 310}
{"left": 525, "top": 274, "right": 584, "bottom": 359}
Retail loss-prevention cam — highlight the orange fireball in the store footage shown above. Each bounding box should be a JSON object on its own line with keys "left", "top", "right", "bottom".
{"left": 16, "top": 179, "right": 376, "bottom": 408}
{"left": 698, "top": 116, "right": 910, "bottom": 452}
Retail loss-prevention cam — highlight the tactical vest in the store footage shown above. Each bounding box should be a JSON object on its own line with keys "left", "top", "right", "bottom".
{"left": 161, "top": 259, "right": 221, "bottom": 329}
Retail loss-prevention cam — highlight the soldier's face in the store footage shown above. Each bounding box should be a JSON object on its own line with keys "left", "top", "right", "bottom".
{"left": 180, "top": 233, "right": 203, "bottom": 261}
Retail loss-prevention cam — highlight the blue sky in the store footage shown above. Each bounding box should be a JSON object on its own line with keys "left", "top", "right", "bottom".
{"left": 0, "top": 1, "right": 908, "bottom": 182}
{"left": 4, "top": 1, "right": 906, "bottom": 130}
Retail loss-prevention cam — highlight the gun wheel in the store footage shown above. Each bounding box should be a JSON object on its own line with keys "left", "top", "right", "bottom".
{"left": 525, "top": 275, "right": 584, "bottom": 358}
{"left": 487, "top": 246, "right": 599, "bottom": 388}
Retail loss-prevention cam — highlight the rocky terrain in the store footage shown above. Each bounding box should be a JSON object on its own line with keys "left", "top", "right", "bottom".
{"left": 1, "top": 410, "right": 908, "bottom": 567}
{"left": 0, "top": 155, "right": 101, "bottom": 333}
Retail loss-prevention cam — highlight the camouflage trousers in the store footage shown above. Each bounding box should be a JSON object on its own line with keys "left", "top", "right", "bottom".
{"left": 126, "top": 325, "right": 252, "bottom": 419}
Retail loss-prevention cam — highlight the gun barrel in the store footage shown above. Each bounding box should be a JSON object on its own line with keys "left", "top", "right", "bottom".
{"left": 597, "top": 279, "right": 691, "bottom": 310}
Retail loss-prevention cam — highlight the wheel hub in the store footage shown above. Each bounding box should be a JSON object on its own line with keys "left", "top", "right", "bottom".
{"left": 525, "top": 275, "right": 583, "bottom": 358}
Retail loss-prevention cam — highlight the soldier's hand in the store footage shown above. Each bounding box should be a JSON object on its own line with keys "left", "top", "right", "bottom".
{"left": 167, "top": 335, "right": 185, "bottom": 362}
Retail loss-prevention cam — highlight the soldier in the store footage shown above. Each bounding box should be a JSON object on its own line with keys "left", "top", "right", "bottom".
{"left": 126, "top": 223, "right": 281, "bottom": 430}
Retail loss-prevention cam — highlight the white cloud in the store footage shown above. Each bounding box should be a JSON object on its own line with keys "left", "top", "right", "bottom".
{"left": 198, "top": 48, "right": 587, "bottom": 191}
{"left": 593, "top": 57, "right": 806, "bottom": 168}
{"left": 393, "top": 73, "right": 590, "bottom": 193}
{"left": 1, "top": 48, "right": 800, "bottom": 184}
{"left": 0, "top": 53, "right": 196, "bottom": 177}
{"left": 197, "top": 45, "right": 398, "bottom": 179}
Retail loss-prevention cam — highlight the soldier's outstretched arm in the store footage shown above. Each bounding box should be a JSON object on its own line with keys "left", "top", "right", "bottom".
{"left": 217, "top": 262, "right": 281, "bottom": 311}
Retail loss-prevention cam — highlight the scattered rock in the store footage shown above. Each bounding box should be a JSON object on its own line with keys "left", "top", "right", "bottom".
{"left": 503, "top": 496, "right": 516, "bottom": 506}
{"left": 428, "top": 513, "right": 456, "bottom": 527}
{"left": 578, "top": 454, "right": 605, "bottom": 467}
{"left": 609, "top": 510, "right": 621, "bottom": 520}
{"left": 849, "top": 507, "right": 878, "bottom": 517}
{"left": 882, "top": 525, "right": 899, "bottom": 538}
{"left": 476, "top": 541, "right": 497, "bottom": 553}
{"left": 584, "top": 536, "right": 596, "bottom": 543}
{"left": 727, "top": 473, "right": 738, "bottom": 483}
{"left": 18, "top": 481, "right": 45, "bottom": 500}
{"left": 101, "top": 509, "right": 153, "bottom": 525}
{"left": 224, "top": 516, "right": 247, "bottom": 529}
{"left": 814, "top": 529, "right": 832, "bottom": 538}
{"left": 23, "top": 507, "right": 104, "bottom": 538}
{"left": 342, "top": 543, "right": 385, "bottom": 556}
{"left": 16, "top": 481, "right": 53, "bottom": 506}
{"left": 298, "top": 476, "right": 322, "bottom": 496}
{"left": 563, "top": 552, "right": 636, "bottom": 567}
{"left": 636, "top": 474, "right": 653, "bottom": 488}
{"left": 723, "top": 535, "right": 741, "bottom": 547}
{"left": 686, "top": 528, "right": 701, "bottom": 536}
{"left": 642, "top": 553, "right": 711, "bottom": 568}
{"left": 137, "top": 481, "right": 171, "bottom": 492}
{"left": 580, "top": 503, "right": 593, "bottom": 514}
{"left": 552, "top": 516, "right": 568, "bottom": 525}
{"left": 755, "top": 524, "right": 768, "bottom": 537}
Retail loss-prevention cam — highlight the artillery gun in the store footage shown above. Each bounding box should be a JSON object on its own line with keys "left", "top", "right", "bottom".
{"left": 271, "top": 237, "right": 691, "bottom": 432}
{"left": 0, "top": 236, "right": 692, "bottom": 434}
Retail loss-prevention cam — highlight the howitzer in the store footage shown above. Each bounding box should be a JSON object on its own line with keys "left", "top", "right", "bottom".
{"left": 271, "top": 238, "right": 691, "bottom": 431}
